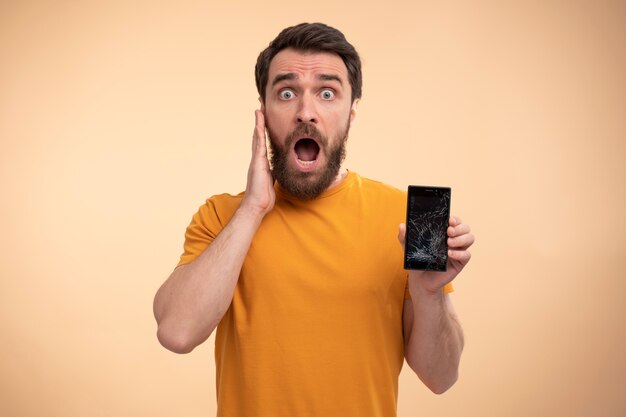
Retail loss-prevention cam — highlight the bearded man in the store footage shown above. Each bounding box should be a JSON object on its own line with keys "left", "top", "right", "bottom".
{"left": 153, "top": 22, "right": 474, "bottom": 417}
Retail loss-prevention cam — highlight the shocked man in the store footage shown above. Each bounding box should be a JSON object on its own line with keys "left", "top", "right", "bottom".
{"left": 153, "top": 22, "right": 474, "bottom": 417}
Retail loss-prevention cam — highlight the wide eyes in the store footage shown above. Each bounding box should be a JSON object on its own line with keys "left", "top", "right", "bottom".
{"left": 277, "top": 88, "right": 336, "bottom": 101}
{"left": 320, "top": 89, "right": 335, "bottom": 100}
{"left": 279, "top": 89, "right": 295, "bottom": 100}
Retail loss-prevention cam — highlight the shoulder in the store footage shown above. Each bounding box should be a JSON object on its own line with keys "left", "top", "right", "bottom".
{"left": 348, "top": 173, "right": 407, "bottom": 219}
{"left": 177, "top": 192, "right": 243, "bottom": 267}
{"left": 206, "top": 192, "right": 244, "bottom": 212}
{"left": 195, "top": 192, "right": 244, "bottom": 227}
{"left": 353, "top": 173, "right": 406, "bottom": 201}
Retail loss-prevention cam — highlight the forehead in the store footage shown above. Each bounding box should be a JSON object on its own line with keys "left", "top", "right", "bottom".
{"left": 268, "top": 48, "right": 349, "bottom": 83}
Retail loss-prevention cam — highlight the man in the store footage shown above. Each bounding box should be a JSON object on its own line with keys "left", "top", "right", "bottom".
{"left": 153, "top": 22, "right": 474, "bottom": 417}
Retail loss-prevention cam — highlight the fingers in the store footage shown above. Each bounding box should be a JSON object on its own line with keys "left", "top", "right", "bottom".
{"left": 253, "top": 110, "right": 267, "bottom": 156}
{"left": 447, "top": 216, "right": 473, "bottom": 246}
{"left": 400, "top": 219, "right": 474, "bottom": 248}
{"left": 252, "top": 110, "right": 259, "bottom": 153}
{"left": 243, "top": 110, "right": 276, "bottom": 215}
{"left": 448, "top": 233, "right": 475, "bottom": 250}
{"left": 397, "top": 223, "right": 406, "bottom": 245}
{"left": 449, "top": 216, "right": 462, "bottom": 227}
{"left": 448, "top": 249, "right": 471, "bottom": 264}
{"left": 447, "top": 215, "right": 474, "bottom": 264}
{"left": 250, "top": 109, "right": 271, "bottom": 179}
{"left": 448, "top": 218, "right": 470, "bottom": 238}
{"left": 448, "top": 220, "right": 474, "bottom": 251}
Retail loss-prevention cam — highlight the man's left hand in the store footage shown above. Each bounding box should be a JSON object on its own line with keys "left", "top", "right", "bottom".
{"left": 398, "top": 216, "right": 474, "bottom": 294}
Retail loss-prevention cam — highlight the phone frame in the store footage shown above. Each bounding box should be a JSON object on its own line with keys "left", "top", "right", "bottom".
{"left": 404, "top": 185, "right": 451, "bottom": 271}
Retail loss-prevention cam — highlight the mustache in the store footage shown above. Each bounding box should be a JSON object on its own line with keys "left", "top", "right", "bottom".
{"left": 284, "top": 123, "right": 329, "bottom": 148}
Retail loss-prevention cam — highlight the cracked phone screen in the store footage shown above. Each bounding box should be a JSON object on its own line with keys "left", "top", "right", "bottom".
{"left": 404, "top": 186, "right": 451, "bottom": 271}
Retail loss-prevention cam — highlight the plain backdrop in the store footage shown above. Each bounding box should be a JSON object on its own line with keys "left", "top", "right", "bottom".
{"left": 1, "top": 1, "right": 625, "bottom": 416}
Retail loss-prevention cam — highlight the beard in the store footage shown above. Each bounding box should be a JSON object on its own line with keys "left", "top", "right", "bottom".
{"left": 267, "top": 120, "right": 350, "bottom": 200}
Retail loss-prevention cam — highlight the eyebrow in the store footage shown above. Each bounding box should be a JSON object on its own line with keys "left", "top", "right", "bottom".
{"left": 318, "top": 74, "right": 343, "bottom": 85}
{"left": 271, "top": 73, "right": 344, "bottom": 87}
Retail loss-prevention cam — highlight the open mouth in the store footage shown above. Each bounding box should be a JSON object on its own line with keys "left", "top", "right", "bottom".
{"left": 294, "top": 138, "right": 320, "bottom": 166}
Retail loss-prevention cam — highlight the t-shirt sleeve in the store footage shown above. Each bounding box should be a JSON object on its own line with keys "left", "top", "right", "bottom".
{"left": 404, "top": 281, "right": 454, "bottom": 300}
{"left": 177, "top": 198, "right": 226, "bottom": 267}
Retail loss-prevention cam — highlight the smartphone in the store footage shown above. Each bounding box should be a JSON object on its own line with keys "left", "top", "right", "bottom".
{"left": 404, "top": 186, "right": 451, "bottom": 271}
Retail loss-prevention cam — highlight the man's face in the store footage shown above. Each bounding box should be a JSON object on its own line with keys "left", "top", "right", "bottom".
{"left": 262, "top": 48, "right": 358, "bottom": 200}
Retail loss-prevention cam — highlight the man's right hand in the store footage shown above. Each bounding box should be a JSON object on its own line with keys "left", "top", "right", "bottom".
{"left": 154, "top": 110, "right": 276, "bottom": 353}
{"left": 241, "top": 110, "right": 275, "bottom": 217}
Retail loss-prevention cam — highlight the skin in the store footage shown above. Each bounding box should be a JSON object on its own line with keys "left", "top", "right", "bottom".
{"left": 153, "top": 49, "right": 474, "bottom": 394}
{"left": 399, "top": 218, "right": 473, "bottom": 393}
{"left": 262, "top": 48, "right": 358, "bottom": 189}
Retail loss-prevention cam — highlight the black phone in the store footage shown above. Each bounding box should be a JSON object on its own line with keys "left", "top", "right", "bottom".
{"left": 404, "top": 186, "right": 451, "bottom": 271}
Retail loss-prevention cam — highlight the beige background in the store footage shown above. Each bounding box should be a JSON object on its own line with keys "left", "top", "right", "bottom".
{"left": 1, "top": 0, "right": 625, "bottom": 416}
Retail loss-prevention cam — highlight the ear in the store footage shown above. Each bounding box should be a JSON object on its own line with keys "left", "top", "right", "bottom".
{"left": 258, "top": 96, "right": 265, "bottom": 113}
{"left": 349, "top": 98, "right": 360, "bottom": 123}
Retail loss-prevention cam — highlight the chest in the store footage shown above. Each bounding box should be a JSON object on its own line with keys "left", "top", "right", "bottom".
{"left": 240, "top": 202, "right": 405, "bottom": 312}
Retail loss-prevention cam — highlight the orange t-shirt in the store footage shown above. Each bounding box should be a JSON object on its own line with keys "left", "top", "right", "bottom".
{"left": 178, "top": 172, "right": 450, "bottom": 417}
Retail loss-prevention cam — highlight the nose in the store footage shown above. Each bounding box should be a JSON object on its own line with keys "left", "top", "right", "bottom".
{"left": 296, "top": 94, "right": 318, "bottom": 124}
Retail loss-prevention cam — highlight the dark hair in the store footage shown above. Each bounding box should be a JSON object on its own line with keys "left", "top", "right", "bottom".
{"left": 255, "top": 23, "right": 362, "bottom": 103}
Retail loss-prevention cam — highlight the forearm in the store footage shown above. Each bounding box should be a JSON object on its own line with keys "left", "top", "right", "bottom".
{"left": 405, "top": 285, "right": 464, "bottom": 394}
{"left": 153, "top": 205, "right": 264, "bottom": 353}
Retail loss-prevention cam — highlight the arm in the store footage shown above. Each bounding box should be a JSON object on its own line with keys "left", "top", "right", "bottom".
{"left": 402, "top": 289, "right": 464, "bottom": 394}
{"left": 398, "top": 217, "right": 474, "bottom": 393}
{"left": 153, "top": 110, "right": 274, "bottom": 354}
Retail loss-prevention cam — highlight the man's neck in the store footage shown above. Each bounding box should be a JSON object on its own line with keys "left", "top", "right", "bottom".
{"left": 328, "top": 167, "right": 348, "bottom": 191}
